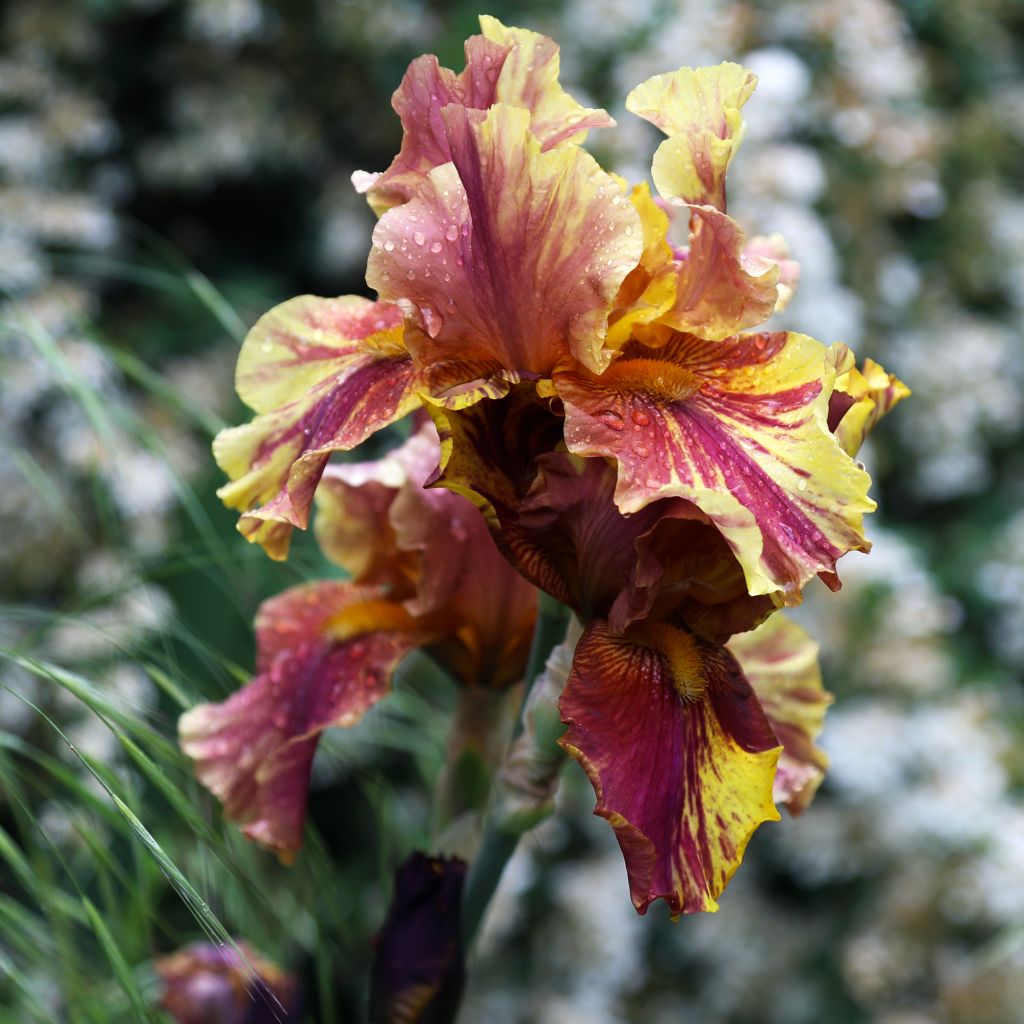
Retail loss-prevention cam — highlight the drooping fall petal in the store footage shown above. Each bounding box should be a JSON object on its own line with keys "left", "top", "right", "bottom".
{"left": 728, "top": 614, "right": 832, "bottom": 813}
{"left": 560, "top": 621, "right": 780, "bottom": 915}
{"left": 626, "top": 62, "right": 757, "bottom": 210}
{"left": 366, "top": 103, "right": 642, "bottom": 382}
{"left": 828, "top": 345, "right": 911, "bottom": 457}
{"left": 556, "top": 331, "right": 875, "bottom": 596}
{"left": 214, "top": 295, "right": 421, "bottom": 559}
{"left": 354, "top": 16, "right": 613, "bottom": 215}
{"left": 179, "top": 581, "right": 428, "bottom": 857}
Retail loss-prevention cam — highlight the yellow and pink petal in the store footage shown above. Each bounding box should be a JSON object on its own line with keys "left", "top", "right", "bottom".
{"left": 355, "top": 16, "right": 613, "bottom": 215}
{"left": 214, "top": 295, "right": 421, "bottom": 560}
{"left": 179, "top": 581, "right": 430, "bottom": 858}
{"left": 366, "top": 103, "right": 642, "bottom": 382}
{"left": 728, "top": 614, "right": 832, "bottom": 814}
{"left": 555, "top": 331, "right": 876, "bottom": 597}
{"left": 626, "top": 62, "right": 757, "bottom": 210}
{"left": 560, "top": 620, "right": 780, "bottom": 915}
{"left": 828, "top": 346, "right": 911, "bottom": 457}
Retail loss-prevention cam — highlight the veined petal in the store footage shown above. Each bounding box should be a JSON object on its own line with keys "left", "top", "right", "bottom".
{"left": 560, "top": 621, "right": 780, "bottom": 915}
{"left": 728, "top": 614, "right": 832, "bottom": 813}
{"left": 626, "top": 62, "right": 757, "bottom": 209}
{"left": 828, "top": 345, "right": 911, "bottom": 457}
{"left": 746, "top": 233, "right": 800, "bottom": 312}
{"left": 479, "top": 16, "right": 613, "bottom": 148}
{"left": 556, "top": 331, "right": 876, "bottom": 596}
{"left": 214, "top": 295, "right": 421, "bottom": 559}
{"left": 355, "top": 18, "right": 612, "bottom": 215}
{"left": 366, "top": 103, "right": 642, "bottom": 380}
{"left": 179, "top": 581, "right": 428, "bottom": 857}
{"left": 315, "top": 421, "right": 537, "bottom": 688}
{"left": 650, "top": 206, "right": 780, "bottom": 342}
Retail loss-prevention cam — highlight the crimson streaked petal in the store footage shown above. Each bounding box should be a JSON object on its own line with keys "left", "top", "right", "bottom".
{"left": 728, "top": 614, "right": 832, "bottom": 813}
{"left": 556, "top": 331, "right": 875, "bottom": 596}
{"left": 560, "top": 621, "right": 780, "bottom": 915}
{"left": 214, "top": 295, "right": 421, "bottom": 559}
{"left": 366, "top": 103, "right": 642, "bottom": 380}
{"left": 354, "top": 17, "right": 612, "bottom": 215}
{"left": 179, "top": 581, "right": 427, "bottom": 857}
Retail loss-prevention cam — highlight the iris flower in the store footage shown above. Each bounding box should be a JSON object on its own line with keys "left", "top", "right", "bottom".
{"left": 182, "top": 423, "right": 536, "bottom": 857}
{"left": 195, "top": 17, "right": 907, "bottom": 913}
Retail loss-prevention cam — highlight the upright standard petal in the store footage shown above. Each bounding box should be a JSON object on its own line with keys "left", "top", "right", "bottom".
{"left": 560, "top": 621, "right": 780, "bottom": 915}
{"left": 556, "top": 331, "right": 876, "bottom": 596}
{"left": 214, "top": 295, "right": 421, "bottom": 559}
{"left": 828, "top": 346, "right": 911, "bottom": 457}
{"left": 626, "top": 62, "right": 757, "bottom": 210}
{"left": 366, "top": 104, "right": 642, "bottom": 382}
{"left": 179, "top": 581, "right": 428, "bottom": 857}
{"left": 355, "top": 17, "right": 612, "bottom": 215}
{"left": 728, "top": 614, "right": 832, "bottom": 813}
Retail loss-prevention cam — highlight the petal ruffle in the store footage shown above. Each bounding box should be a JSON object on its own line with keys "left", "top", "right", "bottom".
{"left": 366, "top": 103, "right": 642, "bottom": 380}
{"left": 179, "top": 581, "right": 428, "bottom": 857}
{"left": 556, "top": 331, "right": 875, "bottom": 596}
{"left": 626, "top": 62, "right": 756, "bottom": 210}
{"left": 728, "top": 614, "right": 832, "bottom": 814}
{"left": 828, "top": 345, "right": 911, "bottom": 457}
{"left": 214, "top": 295, "right": 421, "bottom": 559}
{"left": 560, "top": 621, "right": 780, "bottom": 915}
{"left": 355, "top": 16, "right": 612, "bottom": 215}
{"left": 316, "top": 422, "right": 537, "bottom": 688}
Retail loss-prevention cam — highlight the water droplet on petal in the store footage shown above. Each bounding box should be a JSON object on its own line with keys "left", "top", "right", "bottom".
{"left": 445, "top": 224, "right": 459, "bottom": 242}
{"left": 631, "top": 409, "right": 651, "bottom": 427}
{"left": 383, "top": 240, "right": 395, "bottom": 252}
{"left": 413, "top": 231, "right": 426, "bottom": 246}
{"left": 634, "top": 444, "right": 650, "bottom": 458}
{"left": 598, "top": 411, "right": 625, "bottom": 431}
{"left": 419, "top": 303, "right": 443, "bottom": 337}
{"left": 430, "top": 240, "right": 443, "bottom": 253}
{"left": 797, "top": 478, "right": 808, "bottom": 492}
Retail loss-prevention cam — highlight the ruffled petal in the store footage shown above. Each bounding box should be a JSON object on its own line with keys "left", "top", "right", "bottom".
{"left": 626, "top": 62, "right": 756, "bottom": 210}
{"left": 606, "top": 181, "right": 678, "bottom": 350}
{"left": 560, "top": 621, "right": 780, "bottom": 915}
{"left": 315, "top": 422, "right": 538, "bottom": 688}
{"left": 556, "top": 331, "right": 875, "bottom": 596}
{"left": 355, "top": 17, "right": 612, "bottom": 215}
{"left": 652, "top": 206, "right": 780, "bottom": 342}
{"left": 828, "top": 345, "right": 911, "bottom": 457}
{"left": 728, "top": 614, "right": 832, "bottom": 813}
{"left": 214, "top": 295, "right": 421, "bottom": 559}
{"left": 180, "top": 581, "right": 427, "bottom": 857}
{"left": 366, "top": 103, "right": 642, "bottom": 380}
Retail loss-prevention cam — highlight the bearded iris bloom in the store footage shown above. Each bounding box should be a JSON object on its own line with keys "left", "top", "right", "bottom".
{"left": 182, "top": 422, "right": 536, "bottom": 857}
{"left": 193, "top": 16, "right": 907, "bottom": 915}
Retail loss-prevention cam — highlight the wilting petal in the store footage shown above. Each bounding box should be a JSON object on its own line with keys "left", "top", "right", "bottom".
{"left": 606, "top": 181, "right": 678, "bottom": 350}
{"left": 626, "top": 62, "right": 757, "bottom": 210}
{"left": 828, "top": 345, "right": 911, "bottom": 457}
{"left": 355, "top": 18, "right": 612, "bottom": 215}
{"left": 156, "top": 941, "right": 298, "bottom": 1024}
{"left": 370, "top": 853, "right": 466, "bottom": 1024}
{"left": 556, "top": 331, "right": 875, "bottom": 596}
{"left": 648, "top": 206, "right": 780, "bottom": 342}
{"left": 560, "top": 621, "right": 780, "bottom": 915}
{"left": 180, "top": 581, "right": 428, "bottom": 857}
{"left": 728, "top": 614, "right": 832, "bottom": 813}
{"left": 214, "top": 295, "right": 421, "bottom": 559}
{"left": 367, "top": 104, "right": 642, "bottom": 380}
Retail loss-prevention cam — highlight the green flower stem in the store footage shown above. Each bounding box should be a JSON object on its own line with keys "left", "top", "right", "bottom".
{"left": 461, "top": 594, "right": 573, "bottom": 947}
